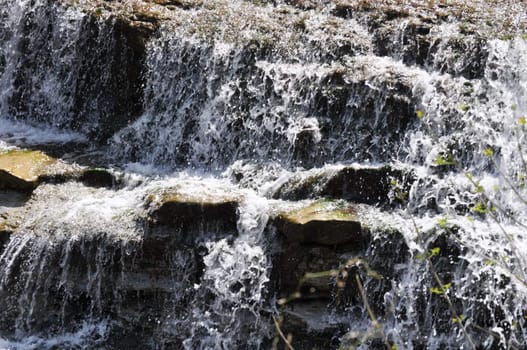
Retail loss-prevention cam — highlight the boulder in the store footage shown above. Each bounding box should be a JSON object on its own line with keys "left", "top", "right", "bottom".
{"left": 273, "top": 200, "right": 367, "bottom": 246}
{"left": 146, "top": 190, "right": 240, "bottom": 229}
{"left": 0, "top": 150, "right": 60, "bottom": 191}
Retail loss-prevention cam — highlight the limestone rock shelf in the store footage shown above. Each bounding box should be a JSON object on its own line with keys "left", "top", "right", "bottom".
{"left": 0, "top": 149, "right": 61, "bottom": 191}
{"left": 272, "top": 199, "right": 367, "bottom": 246}
{"left": 0, "top": 148, "right": 122, "bottom": 192}
{"left": 146, "top": 189, "right": 241, "bottom": 228}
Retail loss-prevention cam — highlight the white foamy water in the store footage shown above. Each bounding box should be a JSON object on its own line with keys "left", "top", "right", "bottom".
{"left": 0, "top": 117, "right": 86, "bottom": 150}
{"left": 0, "top": 321, "right": 109, "bottom": 350}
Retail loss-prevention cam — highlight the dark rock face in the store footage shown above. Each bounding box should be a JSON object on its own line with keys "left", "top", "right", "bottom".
{"left": 6, "top": 2, "right": 154, "bottom": 142}
{"left": 322, "top": 166, "right": 408, "bottom": 204}
{"left": 270, "top": 205, "right": 412, "bottom": 350}
{"left": 270, "top": 201, "right": 371, "bottom": 299}
{"left": 274, "top": 165, "right": 414, "bottom": 205}
{"left": 146, "top": 191, "right": 239, "bottom": 231}
{"left": 0, "top": 230, "right": 10, "bottom": 254}
{"left": 369, "top": 19, "right": 489, "bottom": 79}
{"left": 0, "top": 233, "right": 201, "bottom": 349}
{"left": 0, "top": 169, "right": 35, "bottom": 192}
{"left": 79, "top": 168, "right": 117, "bottom": 188}
{"left": 331, "top": 1, "right": 496, "bottom": 80}
{"left": 275, "top": 218, "right": 363, "bottom": 246}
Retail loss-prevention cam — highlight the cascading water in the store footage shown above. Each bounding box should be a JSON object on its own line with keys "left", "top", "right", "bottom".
{"left": 1, "top": 0, "right": 527, "bottom": 349}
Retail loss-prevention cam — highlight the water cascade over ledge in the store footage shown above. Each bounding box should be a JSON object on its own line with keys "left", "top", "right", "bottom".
{"left": 0, "top": 0, "right": 527, "bottom": 349}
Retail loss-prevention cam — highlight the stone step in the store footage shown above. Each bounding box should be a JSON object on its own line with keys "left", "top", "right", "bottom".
{"left": 145, "top": 187, "right": 241, "bottom": 229}
{"left": 273, "top": 164, "right": 414, "bottom": 205}
{"left": 272, "top": 199, "right": 367, "bottom": 246}
{"left": 0, "top": 149, "right": 120, "bottom": 192}
{"left": 0, "top": 149, "right": 64, "bottom": 191}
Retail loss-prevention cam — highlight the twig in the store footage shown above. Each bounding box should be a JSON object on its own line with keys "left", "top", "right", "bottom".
{"left": 272, "top": 315, "right": 295, "bottom": 350}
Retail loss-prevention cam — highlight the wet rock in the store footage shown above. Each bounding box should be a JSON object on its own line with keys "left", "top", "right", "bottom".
{"left": 80, "top": 168, "right": 117, "bottom": 188}
{"left": 270, "top": 200, "right": 371, "bottom": 299}
{"left": 0, "top": 215, "right": 16, "bottom": 253}
{"left": 323, "top": 166, "right": 411, "bottom": 204}
{"left": 333, "top": 1, "right": 493, "bottom": 79}
{"left": 273, "top": 200, "right": 367, "bottom": 246}
{"left": 274, "top": 244, "right": 343, "bottom": 299}
{"left": 269, "top": 201, "right": 411, "bottom": 348}
{"left": 274, "top": 165, "right": 413, "bottom": 205}
{"left": 8, "top": 2, "right": 157, "bottom": 142}
{"left": 0, "top": 190, "right": 28, "bottom": 254}
{"left": 0, "top": 149, "right": 62, "bottom": 191}
{"left": 426, "top": 227, "right": 466, "bottom": 281}
{"left": 277, "top": 301, "right": 345, "bottom": 349}
{"left": 0, "top": 230, "right": 9, "bottom": 254}
{"left": 335, "top": 229, "right": 410, "bottom": 315}
{"left": 146, "top": 189, "right": 240, "bottom": 230}
{"left": 371, "top": 19, "right": 432, "bottom": 68}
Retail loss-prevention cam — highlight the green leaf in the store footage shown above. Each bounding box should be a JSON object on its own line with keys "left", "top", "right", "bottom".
{"left": 434, "top": 154, "right": 456, "bottom": 166}
{"left": 458, "top": 103, "right": 470, "bottom": 112}
{"left": 519, "top": 116, "right": 526, "bottom": 126}
{"left": 473, "top": 202, "right": 488, "bottom": 214}
{"left": 437, "top": 217, "right": 448, "bottom": 229}
{"left": 416, "top": 110, "right": 425, "bottom": 119}
{"left": 430, "top": 283, "right": 452, "bottom": 295}
{"left": 483, "top": 148, "right": 494, "bottom": 158}
{"left": 452, "top": 314, "right": 465, "bottom": 324}
{"left": 429, "top": 247, "right": 441, "bottom": 257}
{"left": 430, "top": 287, "right": 444, "bottom": 295}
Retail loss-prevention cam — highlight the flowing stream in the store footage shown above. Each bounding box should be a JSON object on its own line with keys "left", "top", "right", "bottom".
{"left": 0, "top": 0, "right": 526, "bottom": 349}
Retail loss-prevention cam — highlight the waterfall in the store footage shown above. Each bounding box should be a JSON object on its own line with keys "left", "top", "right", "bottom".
{"left": 1, "top": 0, "right": 527, "bottom": 349}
